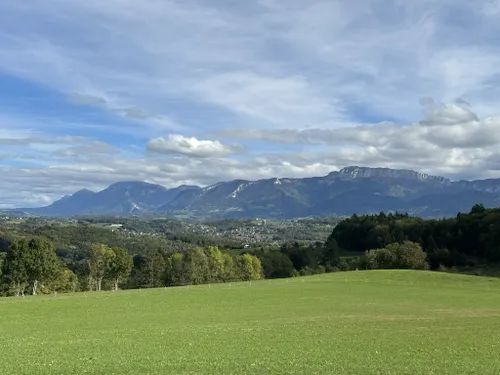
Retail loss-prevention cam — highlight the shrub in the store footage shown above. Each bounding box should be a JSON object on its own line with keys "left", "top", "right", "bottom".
{"left": 365, "top": 241, "right": 428, "bottom": 270}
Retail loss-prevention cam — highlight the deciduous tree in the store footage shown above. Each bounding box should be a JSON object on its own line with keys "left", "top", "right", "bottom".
{"left": 23, "top": 239, "right": 60, "bottom": 295}
{"left": 87, "top": 244, "right": 114, "bottom": 291}
{"left": 108, "top": 246, "right": 133, "bottom": 291}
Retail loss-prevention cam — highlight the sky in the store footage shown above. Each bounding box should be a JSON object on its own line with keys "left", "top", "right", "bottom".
{"left": 2, "top": 0, "right": 500, "bottom": 208}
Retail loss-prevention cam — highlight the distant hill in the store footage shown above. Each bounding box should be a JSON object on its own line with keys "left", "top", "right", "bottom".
{"left": 16, "top": 166, "right": 500, "bottom": 218}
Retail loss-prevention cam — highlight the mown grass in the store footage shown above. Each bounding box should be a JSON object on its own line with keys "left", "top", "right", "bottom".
{"left": 1, "top": 270, "right": 500, "bottom": 374}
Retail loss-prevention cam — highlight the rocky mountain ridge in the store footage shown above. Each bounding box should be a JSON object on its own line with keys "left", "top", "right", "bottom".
{"left": 18, "top": 166, "right": 500, "bottom": 218}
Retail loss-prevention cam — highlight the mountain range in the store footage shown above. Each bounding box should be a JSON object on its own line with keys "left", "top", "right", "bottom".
{"left": 13, "top": 166, "right": 500, "bottom": 218}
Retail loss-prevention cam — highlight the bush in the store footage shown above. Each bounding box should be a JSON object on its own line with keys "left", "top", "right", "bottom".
{"left": 365, "top": 241, "right": 428, "bottom": 270}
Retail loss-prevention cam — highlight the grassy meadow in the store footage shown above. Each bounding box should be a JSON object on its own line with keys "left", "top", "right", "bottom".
{"left": 1, "top": 270, "right": 500, "bottom": 374}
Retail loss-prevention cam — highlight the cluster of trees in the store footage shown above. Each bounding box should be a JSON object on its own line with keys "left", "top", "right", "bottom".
{"left": 0, "top": 239, "right": 133, "bottom": 296}
{"left": 87, "top": 244, "right": 132, "bottom": 291}
{"left": 250, "top": 240, "right": 339, "bottom": 278}
{"left": 164, "top": 247, "right": 262, "bottom": 286}
{"left": 1, "top": 238, "right": 75, "bottom": 296}
{"left": 129, "top": 247, "right": 263, "bottom": 288}
{"left": 329, "top": 205, "right": 500, "bottom": 268}
{"left": 0, "top": 235, "right": 262, "bottom": 296}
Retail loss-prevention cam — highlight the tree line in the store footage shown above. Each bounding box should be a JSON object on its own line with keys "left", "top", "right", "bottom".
{"left": 328, "top": 204, "right": 500, "bottom": 269}
{"left": 0, "top": 239, "right": 134, "bottom": 296}
{"left": 1, "top": 204, "right": 499, "bottom": 296}
{"left": 248, "top": 205, "right": 500, "bottom": 275}
{"left": 0, "top": 238, "right": 262, "bottom": 296}
{"left": 248, "top": 240, "right": 339, "bottom": 278}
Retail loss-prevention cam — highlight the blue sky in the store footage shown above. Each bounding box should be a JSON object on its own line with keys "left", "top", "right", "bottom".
{"left": 2, "top": 0, "right": 500, "bottom": 207}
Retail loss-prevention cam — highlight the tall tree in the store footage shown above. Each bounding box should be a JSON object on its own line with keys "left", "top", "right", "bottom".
{"left": 129, "top": 250, "right": 167, "bottom": 289}
{"left": 205, "top": 246, "right": 225, "bottom": 282}
{"left": 87, "top": 244, "right": 114, "bottom": 291}
{"left": 237, "top": 254, "right": 263, "bottom": 281}
{"left": 2, "top": 239, "right": 29, "bottom": 296}
{"left": 143, "top": 249, "right": 167, "bottom": 287}
{"left": 184, "top": 248, "right": 209, "bottom": 285}
{"left": 23, "top": 238, "right": 60, "bottom": 295}
{"left": 221, "top": 251, "right": 236, "bottom": 282}
{"left": 108, "top": 247, "right": 133, "bottom": 291}
{"left": 164, "top": 252, "right": 186, "bottom": 286}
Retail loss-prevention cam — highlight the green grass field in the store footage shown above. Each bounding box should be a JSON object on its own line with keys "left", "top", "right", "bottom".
{"left": 1, "top": 270, "right": 500, "bottom": 374}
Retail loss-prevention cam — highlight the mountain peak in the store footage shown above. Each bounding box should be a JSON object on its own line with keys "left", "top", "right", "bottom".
{"left": 107, "top": 181, "right": 163, "bottom": 189}
{"left": 56, "top": 188, "right": 94, "bottom": 202}
{"left": 337, "top": 166, "right": 449, "bottom": 183}
{"left": 74, "top": 188, "right": 94, "bottom": 195}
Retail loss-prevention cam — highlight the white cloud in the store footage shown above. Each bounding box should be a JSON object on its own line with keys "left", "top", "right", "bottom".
{"left": 147, "top": 134, "right": 234, "bottom": 158}
{"left": 221, "top": 100, "right": 500, "bottom": 179}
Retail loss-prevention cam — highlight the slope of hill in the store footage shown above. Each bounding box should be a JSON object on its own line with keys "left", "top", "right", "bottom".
{"left": 19, "top": 166, "right": 500, "bottom": 218}
{"left": 1, "top": 271, "right": 500, "bottom": 374}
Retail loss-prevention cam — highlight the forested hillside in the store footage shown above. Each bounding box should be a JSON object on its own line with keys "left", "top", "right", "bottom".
{"left": 1, "top": 205, "right": 500, "bottom": 297}
{"left": 0, "top": 217, "right": 333, "bottom": 296}
{"left": 328, "top": 204, "right": 500, "bottom": 268}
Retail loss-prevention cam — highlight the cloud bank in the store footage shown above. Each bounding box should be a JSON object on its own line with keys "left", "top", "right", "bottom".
{"left": 1, "top": 1, "right": 500, "bottom": 207}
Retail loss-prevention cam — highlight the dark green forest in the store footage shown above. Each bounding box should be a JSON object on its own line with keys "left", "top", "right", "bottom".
{"left": 329, "top": 204, "right": 500, "bottom": 268}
